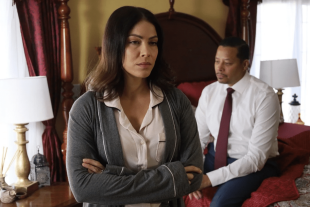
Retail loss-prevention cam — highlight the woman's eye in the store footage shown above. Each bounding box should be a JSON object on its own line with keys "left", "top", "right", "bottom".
{"left": 129, "top": 41, "right": 139, "bottom": 45}
{"left": 225, "top": 63, "right": 232, "bottom": 65}
{"left": 149, "top": 41, "right": 158, "bottom": 46}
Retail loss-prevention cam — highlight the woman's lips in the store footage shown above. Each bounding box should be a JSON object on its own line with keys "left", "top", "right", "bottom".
{"left": 137, "top": 62, "right": 151, "bottom": 68}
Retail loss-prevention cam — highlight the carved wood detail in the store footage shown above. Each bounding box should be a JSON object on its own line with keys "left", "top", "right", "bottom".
{"left": 156, "top": 11, "right": 221, "bottom": 84}
{"left": 241, "top": 0, "right": 250, "bottom": 45}
{"left": 168, "top": 0, "right": 175, "bottom": 19}
{"left": 58, "top": 0, "right": 74, "bottom": 170}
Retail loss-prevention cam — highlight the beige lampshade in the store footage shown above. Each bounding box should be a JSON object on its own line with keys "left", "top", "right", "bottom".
{"left": 260, "top": 59, "right": 300, "bottom": 89}
{"left": 0, "top": 76, "right": 53, "bottom": 124}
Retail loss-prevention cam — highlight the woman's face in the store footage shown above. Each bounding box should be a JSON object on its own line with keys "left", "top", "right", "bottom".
{"left": 122, "top": 20, "right": 158, "bottom": 80}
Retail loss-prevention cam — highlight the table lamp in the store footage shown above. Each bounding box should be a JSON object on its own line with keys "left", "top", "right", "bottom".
{"left": 260, "top": 59, "right": 300, "bottom": 123}
{"left": 0, "top": 76, "right": 53, "bottom": 194}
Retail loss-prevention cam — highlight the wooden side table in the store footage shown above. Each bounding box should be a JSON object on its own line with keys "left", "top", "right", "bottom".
{"left": 0, "top": 182, "right": 82, "bottom": 207}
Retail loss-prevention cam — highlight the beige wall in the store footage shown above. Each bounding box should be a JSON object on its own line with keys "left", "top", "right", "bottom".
{"left": 68, "top": 0, "right": 229, "bottom": 84}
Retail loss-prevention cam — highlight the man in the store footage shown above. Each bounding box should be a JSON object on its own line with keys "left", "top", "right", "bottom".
{"left": 194, "top": 37, "right": 280, "bottom": 206}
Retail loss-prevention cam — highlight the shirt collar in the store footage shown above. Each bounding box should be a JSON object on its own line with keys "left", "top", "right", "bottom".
{"left": 150, "top": 85, "right": 164, "bottom": 108}
{"left": 104, "top": 95, "right": 122, "bottom": 111}
{"left": 225, "top": 71, "right": 250, "bottom": 94}
{"left": 104, "top": 85, "right": 164, "bottom": 111}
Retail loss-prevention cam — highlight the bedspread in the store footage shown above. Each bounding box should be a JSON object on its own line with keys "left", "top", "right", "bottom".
{"left": 270, "top": 158, "right": 310, "bottom": 207}
{"left": 184, "top": 129, "right": 310, "bottom": 207}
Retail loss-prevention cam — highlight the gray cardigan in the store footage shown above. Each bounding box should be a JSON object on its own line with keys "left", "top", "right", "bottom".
{"left": 67, "top": 88, "right": 203, "bottom": 207}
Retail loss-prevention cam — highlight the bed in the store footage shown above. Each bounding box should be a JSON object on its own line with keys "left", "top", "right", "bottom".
{"left": 57, "top": 0, "right": 310, "bottom": 206}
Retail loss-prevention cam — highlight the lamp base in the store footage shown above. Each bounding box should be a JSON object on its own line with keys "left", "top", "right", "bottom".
{"left": 13, "top": 180, "right": 39, "bottom": 196}
{"left": 13, "top": 124, "right": 39, "bottom": 196}
{"left": 276, "top": 88, "right": 284, "bottom": 124}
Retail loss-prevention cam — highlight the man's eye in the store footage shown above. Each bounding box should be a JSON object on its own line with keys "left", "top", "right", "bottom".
{"left": 225, "top": 63, "right": 232, "bottom": 65}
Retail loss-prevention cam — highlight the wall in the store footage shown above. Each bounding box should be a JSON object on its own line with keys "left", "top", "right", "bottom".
{"left": 56, "top": 0, "right": 228, "bottom": 142}
{"left": 68, "top": 0, "right": 228, "bottom": 84}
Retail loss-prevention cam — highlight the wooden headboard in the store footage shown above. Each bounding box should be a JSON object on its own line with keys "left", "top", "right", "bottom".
{"left": 57, "top": 0, "right": 251, "bottom": 167}
{"left": 156, "top": 11, "right": 221, "bottom": 84}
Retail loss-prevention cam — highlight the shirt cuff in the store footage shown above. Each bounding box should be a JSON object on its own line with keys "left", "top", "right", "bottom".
{"left": 206, "top": 170, "right": 224, "bottom": 187}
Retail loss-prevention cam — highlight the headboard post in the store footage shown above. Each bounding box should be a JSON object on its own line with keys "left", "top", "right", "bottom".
{"left": 168, "top": 0, "right": 175, "bottom": 19}
{"left": 241, "top": 0, "right": 250, "bottom": 45}
{"left": 58, "top": 0, "right": 74, "bottom": 169}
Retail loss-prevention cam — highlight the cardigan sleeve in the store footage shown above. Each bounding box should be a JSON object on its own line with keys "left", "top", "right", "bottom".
{"left": 172, "top": 89, "right": 204, "bottom": 193}
{"left": 66, "top": 92, "right": 190, "bottom": 205}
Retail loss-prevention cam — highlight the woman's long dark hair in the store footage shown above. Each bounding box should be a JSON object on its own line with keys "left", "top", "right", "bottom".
{"left": 85, "top": 6, "right": 174, "bottom": 100}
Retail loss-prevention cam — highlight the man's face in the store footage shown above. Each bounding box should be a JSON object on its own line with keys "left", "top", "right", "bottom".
{"left": 214, "top": 46, "right": 248, "bottom": 86}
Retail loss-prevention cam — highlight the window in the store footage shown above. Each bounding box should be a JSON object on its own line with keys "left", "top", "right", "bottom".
{"left": 251, "top": 0, "right": 310, "bottom": 125}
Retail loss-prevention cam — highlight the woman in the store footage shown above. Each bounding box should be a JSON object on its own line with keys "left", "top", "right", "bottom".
{"left": 67, "top": 6, "right": 203, "bottom": 207}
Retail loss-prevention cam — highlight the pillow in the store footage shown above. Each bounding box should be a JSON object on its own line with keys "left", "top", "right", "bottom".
{"left": 177, "top": 80, "right": 216, "bottom": 107}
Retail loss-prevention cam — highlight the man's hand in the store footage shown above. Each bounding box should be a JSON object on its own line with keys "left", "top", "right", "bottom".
{"left": 184, "top": 166, "right": 202, "bottom": 184}
{"left": 199, "top": 174, "right": 212, "bottom": 189}
{"left": 82, "top": 158, "right": 105, "bottom": 174}
{"left": 188, "top": 174, "right": 212, "bottom": 200}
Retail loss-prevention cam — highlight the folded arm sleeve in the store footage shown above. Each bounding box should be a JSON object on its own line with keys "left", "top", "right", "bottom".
{"left": 177, "top": 91, "right": 204, "bottom": 193}
{"left": 67, "top": 95, "right": 190, "bottom": 205}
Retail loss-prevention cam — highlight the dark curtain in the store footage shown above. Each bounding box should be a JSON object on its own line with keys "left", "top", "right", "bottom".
{"left": 16, "top": 0, "right": 65, "bottom": 182}
{"left": 222, "top": 0, "right": 262, "bottom": 68}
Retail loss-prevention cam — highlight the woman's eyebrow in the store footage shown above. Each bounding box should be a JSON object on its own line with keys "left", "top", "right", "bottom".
{"left": 128, "top": 34, "right": 158, "bottom": 40}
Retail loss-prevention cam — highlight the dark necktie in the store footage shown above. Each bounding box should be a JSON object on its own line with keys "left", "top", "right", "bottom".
{"left": 214, "top": 88, "right": 235, "bottom": 170}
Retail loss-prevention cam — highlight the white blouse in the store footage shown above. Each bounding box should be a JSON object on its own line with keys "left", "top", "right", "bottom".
{"left": 104, "top": 86, "right": 165, "bottom": 207}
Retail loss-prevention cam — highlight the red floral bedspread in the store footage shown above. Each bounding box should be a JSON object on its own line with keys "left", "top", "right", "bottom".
{"left": 269, "top": 159, "right": 310, "bottom": 206}
{"left": 184, "top": 130, "right": 310, "bottom": 207}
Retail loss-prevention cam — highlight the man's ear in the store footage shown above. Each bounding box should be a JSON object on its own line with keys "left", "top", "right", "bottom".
{"left": 242, "top": 59, "right": 249, "bottom": 72}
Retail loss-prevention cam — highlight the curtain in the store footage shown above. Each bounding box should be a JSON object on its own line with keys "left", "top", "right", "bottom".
{"left": 222, "top": 0, "right": 262, "bottom": 67}
{"left": 0, "top": 0, "right": 45, "bottom": 185}
{"left": 251, "top": 0, "right": 310, "bottom": 125}
{"left": 16, "top": 0, "right": 65, "bottom": 182}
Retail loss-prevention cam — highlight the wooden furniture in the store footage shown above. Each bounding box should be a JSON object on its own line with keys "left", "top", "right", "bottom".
{"left": 155, "top": 7, "right": 221, "bottom": 84}
{"left": 58, "top": 0, "right": 74, "bottom": 167}
{"left": 0, "top": 183, "right": 81, "bottom": 207}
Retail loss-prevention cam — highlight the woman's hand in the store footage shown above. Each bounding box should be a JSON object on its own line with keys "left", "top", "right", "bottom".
{"left": 188, "top": 174, "right": 212, "bottom": 200}
{"left": 82, "top": 158, "right": 105, "bottom": 174}
{"left": 188, "top": 190, "right": 202, "bottom": 200}
{"left": 184, "top": 166, "right": 202, "bottom": 184}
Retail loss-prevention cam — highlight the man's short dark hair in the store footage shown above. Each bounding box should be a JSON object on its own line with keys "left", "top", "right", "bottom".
{"left": 219, "top": 37, "right": 249, "bottom": 62}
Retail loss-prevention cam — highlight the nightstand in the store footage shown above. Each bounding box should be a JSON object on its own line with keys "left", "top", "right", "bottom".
{"left": 0, "top": 182, "right": 82, "bottom": 207}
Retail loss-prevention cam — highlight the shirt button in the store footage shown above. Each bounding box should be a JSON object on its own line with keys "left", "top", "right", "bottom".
{"left": 140, "top": 140, "right": 145, "bottom": 145}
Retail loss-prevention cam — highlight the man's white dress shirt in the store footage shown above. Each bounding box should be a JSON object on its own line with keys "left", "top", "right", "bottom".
{"left": 196, "top": 72, "right": 280, "bottom": 186}
{"left": 104, "top": 86, "right": 164, "bottom": 207}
